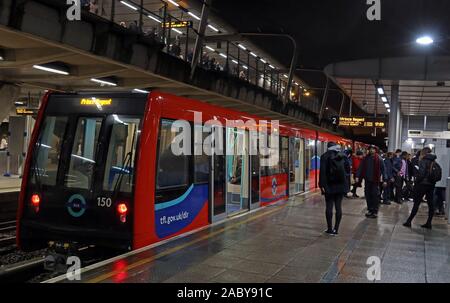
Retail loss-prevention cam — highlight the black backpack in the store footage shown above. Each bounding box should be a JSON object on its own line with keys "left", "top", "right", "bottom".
{"left": 327, "top": 153, "right": 346, "bottom": 184}
{"left": 428, "top": 161, "right": 442, "bottom": 183}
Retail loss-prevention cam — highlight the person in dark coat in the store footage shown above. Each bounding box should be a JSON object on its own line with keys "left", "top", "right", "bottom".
{"left": 382, "top": 152, "right": 394, "bottom": 205}
{"left": 355, "top": 145, "right": 387, "bottom": 218}
{"left": 319, "top": 142, "right": 348, "bottom": 236}
{"left": 392, "top": 149, "right": 403, "bottom": 203}
{"left": 403, "top": 147, "right": 438, "bottom": 229}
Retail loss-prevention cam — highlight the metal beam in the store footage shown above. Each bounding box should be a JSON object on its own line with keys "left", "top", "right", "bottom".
{"left": 318, "top": 76, "right": 330, "bottom": 122}
{"left": 190, "top": 0, "right": 211, "bottom": 80}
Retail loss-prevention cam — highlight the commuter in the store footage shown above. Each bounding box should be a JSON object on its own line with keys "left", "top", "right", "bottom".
{"left": 399, "top": 151, "right": 410, "bottom": 200}
{"left": 355, "top": 145, "right": 387, "bottom": 218}
{"left": 319, "top": 142, "right": 348, "bottom": 236}
{"left": 434, "top": 186, "right": 446, "bottom": 216}
{"left": 403, "top": 147, "right": 442, "bottom": 229}
{"left": 343, "top": 149, "right": 352, "bottom": 198}
{"left": 350, "top": 150, "right": 364, "bottom": 197}
{"left": 0, "top": 135, "right": 7, "bottom": 150}
{"left": 239, "top": 70, "right": 247, "bottom": 80}
{"left": 382, "top": 152, "right": 395, "bottom": 205}
{"left": 392, "top": 149, "right": 403, "bottom": 204}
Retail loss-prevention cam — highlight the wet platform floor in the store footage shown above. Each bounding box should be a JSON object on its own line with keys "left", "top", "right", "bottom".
{"left": 53, "top": 190, "right": 450, "bottom": 283}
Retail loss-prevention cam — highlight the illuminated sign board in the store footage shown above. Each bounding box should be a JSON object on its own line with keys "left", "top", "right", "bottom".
{"left": 16, "top": 107, "right": 38, "bottom": 115}
{"left": 80, "top": 98, "right": 112, "bottom": 106}
{"left": 162, "top": 21, "right": 192, "bottom": 28}
{"left": 338, "top": 117, "right": 386, "bottom": 128}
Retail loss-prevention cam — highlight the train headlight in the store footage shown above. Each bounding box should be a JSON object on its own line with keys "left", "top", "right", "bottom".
{"left": 117, "top": 203, "right": 128, "bottom": 223}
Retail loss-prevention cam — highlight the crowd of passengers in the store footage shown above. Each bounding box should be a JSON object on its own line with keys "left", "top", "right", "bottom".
{"left": 319, "top": 143, "right": 444, "bottom": 236}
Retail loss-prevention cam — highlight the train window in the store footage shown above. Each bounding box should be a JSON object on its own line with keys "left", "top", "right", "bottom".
{"left": 281, "top": 136, "right": 289, "bottom": 174}
{"left": 30, "top": 116, "right": 68, "bottom": 186}
{"left": 103, "top": 116, "right": 141, "bottom": 192}
{"left": 156, "top": 119, "right": 190, "bottom": 189}
{"left": 194, "top": 125, "right": 210, "bottom": 183}
{"left": 65, "top": 117, "right": 102, "bottom": 190}
{"left": 260, "top": 133, "right": 280, "bottom": 176}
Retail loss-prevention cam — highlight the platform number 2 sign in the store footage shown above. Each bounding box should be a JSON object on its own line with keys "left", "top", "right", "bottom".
{"left": 366, "top": 0, "right": 381, "bottom": 21}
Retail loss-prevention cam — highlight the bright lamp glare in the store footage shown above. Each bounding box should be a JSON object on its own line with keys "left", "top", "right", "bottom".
{"left": 416, "top": 36, "right": 434, "bottom": 45}
{"left": 381, "top": 96, "right": 388, "bottom": 102}
{"left": 120, "top": 1, "right": 138, "bottom": 10}
{"left": 33, "top": 64, "right": 69, "bottom": 75}
{"left": 188, "top": 12, "right": 200, "bottom": 21}
{"left": 377, "top": 87, "right": 384, "bottom": 95}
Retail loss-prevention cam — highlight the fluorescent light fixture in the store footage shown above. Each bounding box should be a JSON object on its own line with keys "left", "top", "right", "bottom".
{"left": 167, "top": 0, "right": 179, "bottom": 7}
{"left": 238, "top": 44, "right": 246, "bottom": 50}
{"left": 120, "top": 1, "right": 138, "bottom": 10}
{"left": 381, "top": 96, "right": 388, "bottom": 102}
{"left": 416, "top": 36, "right": 434, "bottom": 45}
{"left": 91, "top": 78, "right": 117, "bottom": 86}
{"left": 384, "top": 103, "right": 390, "bottom": 108}
{"left": 387, "top": 109, "right": 391, "bottom": 113}
{"left": 33, "top": 64, "right": 69, "bottom": 75}
{"left": 207, "top": 24, "right": 219, "bottom": 32}
{"left": 260, "top": 59, "right": 267, "bottom": 64}
{"left": 188, "top": 12, "right": 200, "bottom": 21}
{"left": 294, "top": 82, "right": 299, "bottom": 86}
{"left": 205, "top": 46, "right": 215, "bottom": 51}
{"left": 283, "top": 74, "right": 288, "bottom": 78}
{"left": 377, "top": 87, "right": 384, "bottom": 95}
{"left": 219, "top": 53, "right": 227, "bottom": 58}
{"left": 250, "top": 52, "right": 257, "bottom": 57}
{"left": 269, "top": 64, "right": 275, "bottom": 69}
{"left": 133, "top": 88, "right": 149, "bottom": 93}
{"left": 232, "top": 59, "right": 238, "bottom": 64}
{"left": 71, "top": 154, "right": 95, "bottom": 164}
{"left": 148, "top": 14, "right": 162, "bottom": 23}
{"left": 172, "top": 28, "right": 183, "bottom": 35}
{"left": 242, "top": 65, "right": 248, "bottom": 69}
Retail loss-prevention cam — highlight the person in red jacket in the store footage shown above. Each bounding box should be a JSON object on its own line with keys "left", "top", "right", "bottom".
{"left": 350, "top": 150, "right": 364, "bottom": 197}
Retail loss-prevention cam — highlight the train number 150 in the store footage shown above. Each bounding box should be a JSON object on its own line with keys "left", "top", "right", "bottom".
{"left": 97, "top": 197, "right": 112, "bottom": 208}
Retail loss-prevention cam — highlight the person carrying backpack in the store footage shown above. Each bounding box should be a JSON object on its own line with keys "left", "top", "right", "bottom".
{"left": 355, "top": 145, "right": 387, "bottom": 218}
{"left": 403, "top": 147, "right": 442, "bottom": 229}
{"left": 319, "top": 142, "right": 348, "bottom": 236}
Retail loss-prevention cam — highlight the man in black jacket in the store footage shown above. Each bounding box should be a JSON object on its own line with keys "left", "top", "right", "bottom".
{"left": 319, "top": 142, "right": 348, "bottom": 236}
{"left": 403, "top": 147, "right": 438, "bottom": 229}
{"left": 355, "top": 145, "right": 387, "bottom": 218}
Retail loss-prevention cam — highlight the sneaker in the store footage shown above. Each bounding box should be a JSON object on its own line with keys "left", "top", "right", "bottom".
{"left": 421, "top": 224, "right": 432, "bottom": 229}
{"left": 381, "top": 201, "right": 391, "bottom": 205}
{"left": 365, "top": 212, "right": 372, "bottom": 218}
{"left": 368, "top": 213, "right": 378, "bottom": 219}
{"left": 324, "top": 229, "right": 336, "bottom": 236}
{"left": 403, "top": 221, "right": 411, "bottom": 228}
{"left": 332, "top": 229, "right": 339, "bottom": 236}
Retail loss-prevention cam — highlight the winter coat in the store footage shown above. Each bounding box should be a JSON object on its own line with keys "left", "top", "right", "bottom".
{"left": 356, "top": 154, "right": 388, "bottom": 183}
{"left": 416, "top": 154, "right": 438, "bottom": 186}
{"left": 384, "top": 157, "right": 394, "bottom": 179}
{"left": 352, "top": 157, "right": 362, "bottom": 175}
{"left": 319, "top": 150, "right": 349, "bottom": 195}
{"left": 392, "top": 155, "right": 402, "bottom": 175}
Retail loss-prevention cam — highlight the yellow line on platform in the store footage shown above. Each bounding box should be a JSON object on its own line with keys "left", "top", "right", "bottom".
{"left": 87, "top": 204, "right": 287, "bottom": 283}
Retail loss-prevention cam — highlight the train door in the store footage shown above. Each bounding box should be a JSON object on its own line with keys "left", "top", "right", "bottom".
{"left": 250, "top": 131, "right": 260, "bottom": 209}
{"left": 225, "top": 127, "right": 250, "bottom": 216}
{"left": 289, "top": 137, "right": 305, "bottom": 195}
{"left": 210, "top": 126, "right": 226, "bottom": 222}
{"left": 305, "top": 139, "right": 314, "bottom": 190}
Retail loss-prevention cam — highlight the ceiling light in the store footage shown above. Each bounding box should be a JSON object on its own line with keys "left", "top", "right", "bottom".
{"left": 120, "top": 1, "right": 138, "bottom": 10}
{"left": 416, "top": 36, "right": 434, "bottom": 45}
{"left": 232, "top": 59, "right": 238, "bottom": 64}
{"left": 238, "top": 44, "right": 246, "bottom": 50}
{"left": 250, "top": 52, "right": 257, "bottom": 57}
{"left": 207, "top": 24, "right": 219, "bottom": 32}
{"left": 219, "top": 53, "right": 227, "bottom": 58}
{"left": 384, "top": 103, "right": 390, "bottom": 108}
{"left": 166, "top": 0, "right": 179, "bottom": 7}
{"left": 260, "top": 59, "right": 267, "bottom": 64}
{"left": 387, "top": 109, "right": 391, "bottom": 113}
{"left": 133, "top": 88, "right": 149, "bottom": 93}
{"left": 148, "top": 14, "right": 162, "bottom": 23}
{"left": 269, "top": 64, "right": 275, "bottom": 69}
{"left": 33, "top": 63, "right": 69, "bottom": 75}
{"left": 188, "top": 11, "right": 200, "bottom": 21}
{"left": 172, "top": 28, "right": 183, "bottom": 35}
{"left": 381, "top": 96, "right": 388, "bottom": 102}
{"left": 91, "top": 77, "right": 117, "bottom": 86}
{"left": 242, "top": 65, "right": 248, "bottom": 69}
{"left": 205, "top": 46, "right": 215, "bottom": 52}
{"left": 377, "top": 87, "right": 384, "bottom": 95}
{"left": 283, "top": 74, "right": 288, "bottom": 78}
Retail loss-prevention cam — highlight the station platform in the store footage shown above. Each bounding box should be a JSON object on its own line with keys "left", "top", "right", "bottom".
{"left": 47, "top": 191, "right": 450, "bottom": 283}
{"left": 0, "top": 176, "right": 21, "bottom": 194}
{"left": 0, "top": 176, "right": 20, "bottom": 221}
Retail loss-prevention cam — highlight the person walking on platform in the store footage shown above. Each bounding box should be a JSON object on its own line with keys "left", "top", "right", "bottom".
{"left": 319, "top": 142, "right": 348, "bottom": 236}
{"left": 403, "top": 147, "right": 442, "bottom": 229}
{"left": 382, "top": 152, "right": 394, "bottom": 205}
{"left": 343, "top": 149, "right": 352, "bottom": 198}
{"left": 350, "top": 150, "right": 364, "bottom": 197}
{"left": 355, "top": 145, "right": 387, "bottom": 219}
{"left": 392, "top": 149, "right": 403, "bottom": 204}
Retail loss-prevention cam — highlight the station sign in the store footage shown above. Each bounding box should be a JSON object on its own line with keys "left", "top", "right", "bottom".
{"left": 408, "top": 130, "right": 450, "bottom": 140}
{"left": 337, "top": 116, "right": 386, "bottom": 128}
{"left": 16, "top": 107, "right": 38, "bottom": 116}
{"left": 162, "top": 20, "right": 192, "bottom": 28}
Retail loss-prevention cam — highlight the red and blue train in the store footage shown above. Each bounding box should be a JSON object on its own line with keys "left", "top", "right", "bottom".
{"left": 17, "top": 91, "right": 368, "bottom": 251}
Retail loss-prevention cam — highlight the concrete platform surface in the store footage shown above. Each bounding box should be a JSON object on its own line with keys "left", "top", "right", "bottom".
{"left": 50, "top": 191, "right": 450, "bottom": 283}
{"left": 0, "top": 176, "right": 21, "bottom": 193}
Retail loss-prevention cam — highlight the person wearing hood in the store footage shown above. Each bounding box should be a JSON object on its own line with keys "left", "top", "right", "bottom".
{"left": 319, "top": 142, "right": 349, "bottom": 236}
{"left": 355, "top": 145, "right": 388, "bottom": 218}
{"left": 404, "top": 147, "right": 440, "bottom": 229}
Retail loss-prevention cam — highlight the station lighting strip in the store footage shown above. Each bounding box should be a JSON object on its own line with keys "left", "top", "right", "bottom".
{"left": 33, "top": 64, "right": 69, "bottom": 75}
{"left": 376, "top": 86, "right": 391, "bottom": 113}
{"left": 91, "top": 78, "right": 118, "bottom": 86}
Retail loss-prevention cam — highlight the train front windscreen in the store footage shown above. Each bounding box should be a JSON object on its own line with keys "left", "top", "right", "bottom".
{"left": 19, "top": 93, "right": 147, "bottom": 250}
